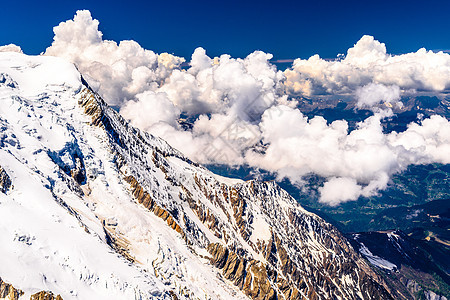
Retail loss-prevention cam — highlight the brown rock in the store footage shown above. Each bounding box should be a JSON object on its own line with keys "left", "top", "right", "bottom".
{"left": 208, "top": 243, "right": 229, "bottom": 269}
{"left": 207, "top": 244, "right": 277, "bottom": 300}
{"left": 124, "top": 175, "right": 185, "bottom": 239}
{"left": 30, "top": 291, "right": 63, "bottom": 300}
{"left": 0, "top": 278, "right": 23, "bottom": 300}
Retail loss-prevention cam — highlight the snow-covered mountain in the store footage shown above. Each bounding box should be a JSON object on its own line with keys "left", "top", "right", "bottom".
{"left": 0, "top": 52, "right": 394, "bottom": 299}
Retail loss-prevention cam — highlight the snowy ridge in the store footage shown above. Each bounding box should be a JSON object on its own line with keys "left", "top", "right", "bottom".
{"left": 0, "top": 52, "right": 393, "bottom": 299}
{"left": 0, "top": 53, "right": 173, "bottom": 299}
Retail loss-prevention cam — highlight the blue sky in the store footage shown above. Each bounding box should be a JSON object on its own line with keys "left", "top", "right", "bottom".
{"left": 2, "top": 0, "right": 450, "bottom": 60}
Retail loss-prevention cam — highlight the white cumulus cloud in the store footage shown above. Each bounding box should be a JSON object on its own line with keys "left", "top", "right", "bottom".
{"left": 41, "top": 11, "right": 450, "bottom": 206}
{"left": 319, "top": 177, "right": 362, "bottom": 206}
{"left": 0, "top": 44, "right": 23, "bottom": 53}
{"left": 355, "top": 83, "right": 401, "bottom": 109}
{"left": 123, "top": 47, "right": 286, "bottom": 165}
{"left": 246, "top": 106, "right": 450, "bottom": 205}
{"left": 284, "top": 35, "right": 450, "bottom": 97}
{"left": 45, "top": 10, "right": 184, "bottom": 106}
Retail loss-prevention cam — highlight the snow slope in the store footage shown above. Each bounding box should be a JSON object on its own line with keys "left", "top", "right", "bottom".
{"left": 0, "top": 53, "right": 176, "bottom": 299}
{"left": 0, "top": 52, "right": 393, "bottom": 299}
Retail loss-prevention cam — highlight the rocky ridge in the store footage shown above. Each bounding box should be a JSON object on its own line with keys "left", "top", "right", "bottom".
{"left": 77, "top": 79, "right": 394, "bottom": 299}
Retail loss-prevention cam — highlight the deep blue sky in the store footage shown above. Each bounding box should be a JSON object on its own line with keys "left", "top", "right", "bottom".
{"left": 2, "top": 0, "right": 450, "bottom": 60}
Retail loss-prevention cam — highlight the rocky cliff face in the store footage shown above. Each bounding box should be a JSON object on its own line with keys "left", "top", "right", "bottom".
{"left": 0, "top": 277, "right": 23, "bottom": 300}
{"left": 0, "top": 52, "right": 393, "bottom": 299}
{"left": 77, "top": 81, "right": 394, "bottom": 299}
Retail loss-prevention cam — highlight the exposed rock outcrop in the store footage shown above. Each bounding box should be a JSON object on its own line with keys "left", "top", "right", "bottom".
{"left": 30, "top": 291, "right": 63, "bottom": 300}
{"left": 0, "top": 278, "right": 63, "bottom": 300}
{"left": 0, "top": 278, "right": 23, "bottom": 300}
{"left": 102, "top": 218, "right": 136, "bottom": 263}
{"left": 0, "top": 73, "right": 18, "bottom": 88}
{"left": 0, "top": 165, "right": 12, "bottom": 193}
{"left": 124, "top": 175, "right": 184, "bottom": 236}
{"left": 208, "top": 243, "right": 275, "bottom": 300}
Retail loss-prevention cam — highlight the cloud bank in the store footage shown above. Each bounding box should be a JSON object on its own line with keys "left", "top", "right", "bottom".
{"left": 246, "top": 107, "right": 450, "bottom": 205}
{"left": 45, "top": 10, "right": 184, "bottom": 106}
{"left": 284, "top": 35, "right": 450, "bottom": 96}
{"left": 0, "top": 44, "right": 22, "bottom": 53}
{"left": 35, "top": 11, "right": 450, "bottom": 205}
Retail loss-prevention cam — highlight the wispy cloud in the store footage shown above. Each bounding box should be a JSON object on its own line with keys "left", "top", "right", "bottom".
{"left": 270, "top": 59, "right": 295, "bottom": 63}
